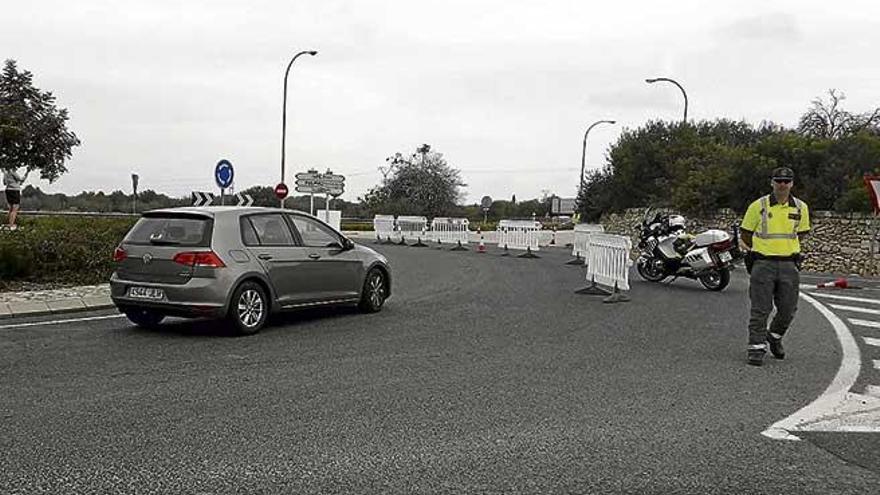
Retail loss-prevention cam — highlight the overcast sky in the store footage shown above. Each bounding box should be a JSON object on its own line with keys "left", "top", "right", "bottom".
{"left": 3, "top": 0, "right": 878, "bottom": 204}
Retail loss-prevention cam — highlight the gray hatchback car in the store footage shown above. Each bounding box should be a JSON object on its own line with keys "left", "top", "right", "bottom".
{"left": 110, "top": 207, "right": 391, "bottom": 335}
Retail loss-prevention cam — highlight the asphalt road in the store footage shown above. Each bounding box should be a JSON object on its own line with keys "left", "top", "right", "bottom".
{"left": 1, "top": 243, "right": 878, "bottom": 494}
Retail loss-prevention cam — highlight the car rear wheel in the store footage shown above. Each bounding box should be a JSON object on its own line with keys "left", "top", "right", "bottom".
{"left": 228, "top": 281, "right": 268, "bottom": 335}
{"left": 125, "top": 309, "right": 165, "bottom": 329}
{"left": 358, "top": 268, "right": 387, "bottom": 313}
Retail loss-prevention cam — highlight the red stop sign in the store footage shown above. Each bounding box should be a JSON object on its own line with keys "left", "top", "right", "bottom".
{"left": 274, "top": 182, "right": 289, "bottom": 200}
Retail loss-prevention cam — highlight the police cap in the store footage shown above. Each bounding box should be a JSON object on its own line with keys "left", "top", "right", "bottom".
{"left": 771, "top": 167, "right": 794, "bottom": 180}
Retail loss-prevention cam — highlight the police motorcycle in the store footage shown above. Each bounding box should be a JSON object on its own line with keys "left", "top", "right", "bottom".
{"left": 635, "top": 208, "right": 741, "bottom": 291}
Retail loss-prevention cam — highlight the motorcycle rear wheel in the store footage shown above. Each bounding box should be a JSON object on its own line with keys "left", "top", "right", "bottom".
{"left": 699, "top": 267, "right": 730, "bottom": 291}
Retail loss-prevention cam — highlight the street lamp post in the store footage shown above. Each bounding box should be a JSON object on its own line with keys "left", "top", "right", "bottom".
{"left": 580, "top": 120, "right": 616, "bottom": 193}
{"left": 280, "top": 50, "right": 318, "bottom": 207}
{"left": 645, "top": 77, "right": 688, "bottom": 123}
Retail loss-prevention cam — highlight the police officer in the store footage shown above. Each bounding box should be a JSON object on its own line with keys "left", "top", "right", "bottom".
{"left": 739, "top": 167, "right": 810, "bottom": 366}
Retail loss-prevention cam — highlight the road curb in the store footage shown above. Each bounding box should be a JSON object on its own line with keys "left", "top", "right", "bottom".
{"left": 0, "top": 296, "right": 115, "bottom": 320}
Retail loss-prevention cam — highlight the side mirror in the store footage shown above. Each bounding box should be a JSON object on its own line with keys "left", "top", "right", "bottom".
{"left": 343, "top": 238, "right": 355, "bottom": 250}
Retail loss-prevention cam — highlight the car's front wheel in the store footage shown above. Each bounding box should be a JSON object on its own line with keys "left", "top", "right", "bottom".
{"left": 124, "top": 309, "right": 165, "bottom": 329}
{"left": 228, "top": 281, "right": 268, "bottom": 335}
{"left": 358, "top": 268, "right": 387, "bottom": 313}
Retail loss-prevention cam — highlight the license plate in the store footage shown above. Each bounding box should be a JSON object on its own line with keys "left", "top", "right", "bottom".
{"left": 128, "top": 286, "right": 165, "bottom": 300}
{"left": 719, "top": 251, "right": 732, "bottom": 262}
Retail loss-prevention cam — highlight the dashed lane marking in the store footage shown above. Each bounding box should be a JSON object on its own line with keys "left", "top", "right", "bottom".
{"left": 865, "top": 337, "right": 880, "bottom": 347}
{"left": 828, "top": 304, "right": 880, "bottom": 316}
{"left": 849, "top": 318, "right": 880, "bottom": 329}
{"left": 802, "top": 289, "right": 880, "bottom": 306}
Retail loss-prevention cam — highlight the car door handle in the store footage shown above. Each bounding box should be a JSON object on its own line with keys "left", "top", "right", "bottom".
{"left": 257, "top": 254, "right": 273, "bottom": 260}
{"left": 308, "top": 253, "right": 321, "bottom": 260}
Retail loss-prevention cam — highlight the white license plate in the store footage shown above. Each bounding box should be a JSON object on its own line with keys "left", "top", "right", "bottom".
{"left": 128, "top": 286, "right": 165, "bottom": 300}
{"left": 719, "top": 251, "right": 732, "bottom": 262}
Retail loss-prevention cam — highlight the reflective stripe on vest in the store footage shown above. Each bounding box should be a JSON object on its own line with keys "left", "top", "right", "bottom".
{"left": 756, "top": 195, "right": 801, "bottom": 240}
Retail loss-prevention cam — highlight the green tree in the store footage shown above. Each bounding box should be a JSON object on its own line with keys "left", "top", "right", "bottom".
{"left": 362, "top": 144, "right": 466, "bottom": 217}
{"left": 0, "top": 60, "right": 80, "bottom": 182}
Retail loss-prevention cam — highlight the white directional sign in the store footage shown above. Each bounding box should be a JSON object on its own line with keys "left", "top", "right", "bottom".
{"left": 294, "top": 170, "right": 346, "bottom": 196}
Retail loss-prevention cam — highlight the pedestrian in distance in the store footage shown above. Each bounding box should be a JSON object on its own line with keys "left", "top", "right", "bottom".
{"left": 3, "top": 167, "right": 28, "bottom": 231}
{"left": 739, "top": 166, "right": 811, "bottom": 366}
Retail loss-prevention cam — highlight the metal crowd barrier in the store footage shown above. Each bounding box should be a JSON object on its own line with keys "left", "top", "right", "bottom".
{"left": 397, "top": 215, "right": 429, "bottom": 246}
{"left": 568, "top": 223, "right": 605, "bottom": 265}
{"left": 373, "top": 214, "right": 398, "bottom": 243}
{"left": 576, "top": 233, "right": 632, "bottom": 303}
{"left": 430, "top": 217, "right": 469, "bottom": 250}
{"left": 497, "top": 219, "right": 542, "bottom": 258}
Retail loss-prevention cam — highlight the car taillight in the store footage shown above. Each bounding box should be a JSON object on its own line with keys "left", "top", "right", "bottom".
{"left": 113, "top": 246, "right": 127, "bottom": 262}
{"left": 173, "top": 251, "right": 226, "bottom": 268}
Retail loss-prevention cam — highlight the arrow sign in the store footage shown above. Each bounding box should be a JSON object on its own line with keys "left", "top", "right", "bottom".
{"left": 295, "top": 184, "right": 323, "bottom": 194}
{"left": 191, "top": 191, "right": 215, "bottom": 207}
{"left": 235, "top": 193, "right": 254, "bottom": 207}
{"left": 322, "top": 173, "right": 345, "bottom": 183}
{"left": 295, "top": 178, "right": 322, "bottom": 187}
{"left": 295, "top": 172, "right": 322, "bottom": 181}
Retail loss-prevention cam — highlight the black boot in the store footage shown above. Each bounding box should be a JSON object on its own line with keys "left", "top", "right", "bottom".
{"left": 767, "top": 335, "right": 785, "bottom": 359}
{"left": 747, "top": 350, "right": 765, "bottom": 366}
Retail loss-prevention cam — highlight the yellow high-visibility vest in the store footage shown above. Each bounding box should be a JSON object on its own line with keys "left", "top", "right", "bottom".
{"left": 740, "top": 195, "right": 810, "bottom": 256}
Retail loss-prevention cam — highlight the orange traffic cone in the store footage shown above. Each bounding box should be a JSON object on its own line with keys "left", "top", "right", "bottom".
{"left": 477, "top": 235, "right": 486, "bottom": 253}
{"left": 817, "top": 277, "right": 848, "bottom": 289}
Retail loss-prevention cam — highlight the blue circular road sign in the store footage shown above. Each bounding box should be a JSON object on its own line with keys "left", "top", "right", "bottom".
{"left": 215, "top": 159, "right": 234, "bottom": 189}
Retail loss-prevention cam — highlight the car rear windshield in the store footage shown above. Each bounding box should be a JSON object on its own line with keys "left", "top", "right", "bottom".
{"left": 124, "top": 214, "right": 213, "bottom": 247}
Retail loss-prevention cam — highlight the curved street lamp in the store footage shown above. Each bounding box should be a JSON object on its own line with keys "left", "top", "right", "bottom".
{"left": 646, "top": 77, "right": 688, "bottom": 123}
{"left": 580, "top": 120, "right": 616, "bottom": 193}
{"left": 280, "top": 50, "right": 318, "bottom": 207}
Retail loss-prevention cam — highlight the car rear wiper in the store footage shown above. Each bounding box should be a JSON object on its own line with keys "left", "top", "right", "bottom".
{"left": 149, "top": 238, "right": 181, "bottom": 245}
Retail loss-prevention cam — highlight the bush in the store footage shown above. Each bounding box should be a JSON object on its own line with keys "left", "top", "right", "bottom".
{"left": 0, "top": 216, "right": 136, "bottom": 289}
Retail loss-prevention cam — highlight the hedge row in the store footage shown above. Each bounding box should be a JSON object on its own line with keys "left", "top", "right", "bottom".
{"left": 0, "top": 216, "right": 137, "bottom": 288}
{"left": 0, "top": 216, "right": 572, "bottom": 288}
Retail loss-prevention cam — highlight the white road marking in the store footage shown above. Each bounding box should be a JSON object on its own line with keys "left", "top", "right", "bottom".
{"left": 865, "top": 337, "right": 880, "bottom": 347}
{"left": 0, "top": 314, "right": 125, "bottom": 330}
{"left": 762, "top": 292, "right": 865, "bottom": 441}
{"left": 801, "top": 289, "right": 880, "bottom": 306}
{"left": 828, "top": 304, "right": 880, "bottom": 316}
{"left": 875, "top": 360, "right": 880, "bottom": 370}
{"left": 849, "top": 318, "right": 880, "bottom": 329}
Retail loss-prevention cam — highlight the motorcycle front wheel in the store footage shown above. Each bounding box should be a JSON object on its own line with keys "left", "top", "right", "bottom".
{"left": 699, "top": 267, "right": 730, "bottom": 291}
{"left": 637, "top": 256, "right": 667, "bottom": 282}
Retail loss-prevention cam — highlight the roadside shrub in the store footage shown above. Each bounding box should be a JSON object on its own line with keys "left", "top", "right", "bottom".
{"left": 0, "top": 216, "right": 136, "bottom": 288}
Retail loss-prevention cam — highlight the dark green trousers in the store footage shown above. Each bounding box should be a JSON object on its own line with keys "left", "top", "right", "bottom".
{"left": 748, "top": 259, "right": 800, "bottom": 349}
